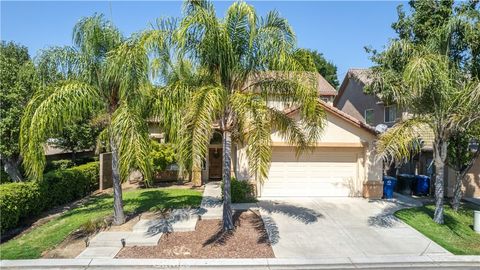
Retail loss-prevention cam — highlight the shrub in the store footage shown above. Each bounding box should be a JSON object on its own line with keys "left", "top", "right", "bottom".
{"left": 0, "top": 182, "right": 42, "bottom": 234}
{"left": 150, "top": 141, "right": 176, "bottom": 171}
{"left": 0, "top": 162, "right": 99, "bottom": 234}
{"left": 44, "top": 159, "right": 74, "bottom": 172}
{"left": 40, "top": 162, "right": 99, "bottom": 208}
{"left": 221, "top": 178, "right": 256, "bottom": 203}
{"left": 0, "top": 169, "right": 13, "bottom": 184}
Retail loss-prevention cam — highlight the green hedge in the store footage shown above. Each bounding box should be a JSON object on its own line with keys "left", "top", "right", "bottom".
{"left": 0, "top": 162, "right": 99, "bottom": 234}
{"left": 221, "top": 178, "right": 257, "bottom": 203}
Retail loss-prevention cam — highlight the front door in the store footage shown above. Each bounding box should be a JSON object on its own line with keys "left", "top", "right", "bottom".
{"left": 209, "top": 148, "right": 223, "bottom": 180}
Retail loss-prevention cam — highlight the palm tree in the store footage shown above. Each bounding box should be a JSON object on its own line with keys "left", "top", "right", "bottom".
{"left": 175, "top": 0, "right": 326, "bottom": 230}
{"left": 369, "top": 37, "right": 480, "bottom": 224}
{"left": 20, "top": 14, "right": 153, "bottom": 225}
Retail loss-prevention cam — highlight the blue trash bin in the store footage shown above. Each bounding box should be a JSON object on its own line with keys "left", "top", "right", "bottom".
{"left": 414, "top": 175, "right": 430, "bottom": 196}
{"left": 383, "top": 176, "right": 397, "bottom": 199}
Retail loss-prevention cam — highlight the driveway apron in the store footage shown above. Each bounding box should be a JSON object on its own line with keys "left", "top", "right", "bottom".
{"left": 258, "top": 197, "right": 450, "bottom": 258}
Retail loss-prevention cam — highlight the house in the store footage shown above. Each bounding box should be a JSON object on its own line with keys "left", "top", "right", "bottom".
{"left": 198, "top": 73, "right": 382, "bottom": 198}
{"left": 233, "top": 101, "right": 382, "bottom": 197}
{"left": 333, "top": 68, "right": 432, "bottom": 176}
{"left": 334, "top": 68, "right": 480, "bottom": 198}
{"left": 148, "top": 73, "right": 384, "bottom": 198}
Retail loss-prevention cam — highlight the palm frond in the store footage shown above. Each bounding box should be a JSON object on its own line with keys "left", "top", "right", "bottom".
{"left": 106, "top": 40, "right": 149, "bottom": 103}
{"left": 110, "top": 104, "right": 152, "bottom": 182}
{"left": 376, "top": 118, "right": 428, "bottom": 164}
{"left": 21, "top": 81, "right": 101, "bottom": 179}
{"left": 177, "top": 85, "right": 225, "bottom": 173}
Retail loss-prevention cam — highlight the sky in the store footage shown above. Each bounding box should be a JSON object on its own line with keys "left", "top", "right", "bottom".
{"left": 1, "top": 0, "right": 404, "bottom": 82}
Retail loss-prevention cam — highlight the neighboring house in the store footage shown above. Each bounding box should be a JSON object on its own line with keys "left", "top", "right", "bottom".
{"left": 44, "top": 144, "right": 93, "bottom": 161}
{"left": 334, "top": 68, "right": 480, "bottom": 198}
{"left": 149, "top": 73, "right": 384, "bottom": 198}
{"left": 334, "top": 69, "right": 402, "bottom": 128}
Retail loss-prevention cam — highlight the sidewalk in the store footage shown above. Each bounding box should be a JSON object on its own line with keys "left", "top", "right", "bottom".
{"left": 2, "top": 256, "right": 480, "bottom": 269}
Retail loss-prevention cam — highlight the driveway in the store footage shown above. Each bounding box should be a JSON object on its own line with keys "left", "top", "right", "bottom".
{"left": 257, "top": 198, "right": 450, "bottom": 258}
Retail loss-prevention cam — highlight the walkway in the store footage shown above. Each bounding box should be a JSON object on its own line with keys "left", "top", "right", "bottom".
{"left": 76, "top": 182, "right": 223, "bottom": 259}
{"left": 198, "top": 181, "right": 223, "bottom": 219}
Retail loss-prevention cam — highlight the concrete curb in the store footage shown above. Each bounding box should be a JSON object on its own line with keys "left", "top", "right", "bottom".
{"left": 2, "top": 256, "right": 479, "bottom": 269}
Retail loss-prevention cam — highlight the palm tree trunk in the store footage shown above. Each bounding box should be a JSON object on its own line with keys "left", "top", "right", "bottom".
{"left": 433, "top": 139, "right": 447, "bottom": 224}
{"left": 3, "top": 157, "right": 23, "bottom": 182}
{"left": 222, "top": 130, "right": 234, "bottom": 231}
{"left": 452, "top": 171, "right": 464, "bottom": 212}
{"left": 110, "top": 137, "right": 126, "bottom": 225}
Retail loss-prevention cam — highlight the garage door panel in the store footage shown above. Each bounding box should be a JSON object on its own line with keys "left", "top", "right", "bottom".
{"left": 261, "top": 147, "right": 360, "bottom": 197}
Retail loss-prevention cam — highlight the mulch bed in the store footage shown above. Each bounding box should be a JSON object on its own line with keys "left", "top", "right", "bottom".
{"left": 116, "top": 210, "right": 274, "bottom": 259}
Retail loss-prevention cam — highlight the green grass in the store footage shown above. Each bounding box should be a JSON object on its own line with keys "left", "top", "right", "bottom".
{"left": 395, "top": 203, "right": 480, "bottom": 255}
{"left": 0, "top": 188, "right": 202, "bottom": 259}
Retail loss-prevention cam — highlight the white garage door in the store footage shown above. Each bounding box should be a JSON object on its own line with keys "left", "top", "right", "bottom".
{"left": 261, "top": 147, "right": 360, "bottom": 197}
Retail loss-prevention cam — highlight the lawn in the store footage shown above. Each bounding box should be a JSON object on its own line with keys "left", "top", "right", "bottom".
{"left": 0, "top": 188, "right": 202, "bottom": 260}
{"left": 395, "top": 203, "right": 480, "bottom": 255}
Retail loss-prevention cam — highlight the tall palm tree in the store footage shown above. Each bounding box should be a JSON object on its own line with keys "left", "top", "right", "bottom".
{"left": 175, "top": 0, "right": 326, "bottom": 230}
{"left": 369, "top": 27, "right": 480, "bottom": 224}
{"left": 20, "top": 14, "right": 153, "bottom": 225}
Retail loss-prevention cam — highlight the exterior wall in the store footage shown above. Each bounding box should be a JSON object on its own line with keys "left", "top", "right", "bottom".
{"left": 334, "top": 78, "right": 400, "bottom": 127}
{"left": 234, "top": 109, "right": 382, "bottom": 197}
{"left": 446, "top": 158, "right": 480, "bottom": 198}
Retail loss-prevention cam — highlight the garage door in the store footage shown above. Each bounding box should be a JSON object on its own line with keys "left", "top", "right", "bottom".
{"left": 261, "top": 147, "right": 360, "bottom": 197}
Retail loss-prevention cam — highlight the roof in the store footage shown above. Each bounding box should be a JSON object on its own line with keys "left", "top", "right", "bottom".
{"left": 286, "top": 100, "right": 377, "bottom": 135}
{"left": 316, "top": 73, "right": 337, "bottom": 96}
{"left": 247, "top": 71, "right": 336, "bottom": 97}
{"left": 334, "top": 68, "right": 372, "bottom": 106}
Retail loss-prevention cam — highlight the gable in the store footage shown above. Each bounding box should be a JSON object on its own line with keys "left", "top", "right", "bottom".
{"left": 271, "top": 106, "right": 377, "bottom": 146}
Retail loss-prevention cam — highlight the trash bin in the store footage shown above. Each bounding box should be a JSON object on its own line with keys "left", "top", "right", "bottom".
{"left": 414, "top": 175, "right": 430, "bottom": 196}
{"left": 383, "top": 176, "right": 397, "bottom": 199}
{"left": 397, "top": 174, "right": 415, "bottom": 196}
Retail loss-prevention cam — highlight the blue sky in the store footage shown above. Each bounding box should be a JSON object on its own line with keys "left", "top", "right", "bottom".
{"left": 1, "top": 0, "right": 403, "bottom": 82}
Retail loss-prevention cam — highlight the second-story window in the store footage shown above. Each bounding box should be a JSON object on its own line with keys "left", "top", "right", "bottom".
{"left": 384, "top": 105, "right": 397, "bottom": 123}
{"left": 364, "top": 109, "right": 374, "bottom": 125}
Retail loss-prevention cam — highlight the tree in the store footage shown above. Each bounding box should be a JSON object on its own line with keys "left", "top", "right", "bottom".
{"left": 49, "top": 119, "right": 101, "bottom": 163}
{"left": 175, "top": 0, "right": 326, "bottom": 230}
{"left": 0, "top": 41, "right": 38, "bottom": 182}
{"left": 368, "top": 1, "right": 480, "bottom": 224}
{"left": 448, "top": 125, "right": 480, "bottom": 211}
{"left": 21, "top": 14, "right": 153, "bottom": 225}
{"left": 293, "top": 49, "right": 339, "bottom": 88}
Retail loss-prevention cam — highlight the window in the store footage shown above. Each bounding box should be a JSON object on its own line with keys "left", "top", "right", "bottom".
{"left": 384, "top": 105, "right": 397, "bottom": 123}
{"left": 364, "top": 109, "right": 374, "bottom": 125}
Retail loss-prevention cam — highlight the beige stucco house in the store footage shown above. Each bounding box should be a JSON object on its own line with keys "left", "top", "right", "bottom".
{"left": 148, "top": 73, "right": 383, "bottom": 198}
{"left": 233, "top": 102, "right": 382, "bottom": 197}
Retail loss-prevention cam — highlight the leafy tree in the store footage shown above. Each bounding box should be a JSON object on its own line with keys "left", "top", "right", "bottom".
{"left": 293, "top": 48, "right": 339, "bottom": 88}
{"left": 0, "top": 41, "right": 39, "bottom": 182}
{"left": 20, "top": 14, "right": 154, "bottom": 225}
{"left": 448, "top": 125, "right": 480, "bottom": 211}
{"left": 175, "top": 0, "right": 326, "bottom": 230}
{"left": 49, "top": 119, "right": 101, "bottom": 163}
{"left": 368, "top": 1, "right": 480, "bottom": 224}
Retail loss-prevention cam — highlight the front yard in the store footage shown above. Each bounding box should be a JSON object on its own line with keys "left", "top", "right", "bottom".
{"left": 0, "top": 188, "right": 202, "bottom": 260}
{"left": 395, "top": 203, "right": 480, "bottom": 255}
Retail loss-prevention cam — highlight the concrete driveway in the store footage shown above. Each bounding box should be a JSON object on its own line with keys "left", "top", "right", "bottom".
{"left": 257, "top": 198, "right": 450, "bottom": 258}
